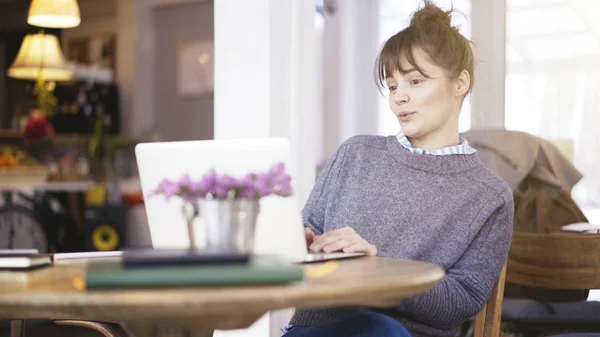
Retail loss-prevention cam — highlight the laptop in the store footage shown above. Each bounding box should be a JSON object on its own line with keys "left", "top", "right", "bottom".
{"left": 135, "top": 138, "right": 363, "bottom": 263}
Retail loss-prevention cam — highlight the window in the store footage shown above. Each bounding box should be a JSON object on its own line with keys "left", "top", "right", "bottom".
{"left": 377, "top": 0, "right": 473, "bottom": 136}
{"left": 505, "top": 0, "right": 600, "bottom": 222}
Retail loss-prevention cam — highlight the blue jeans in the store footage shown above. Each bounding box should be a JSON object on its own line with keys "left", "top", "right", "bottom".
{"left": 283, "top": 312, "right": 412, "bottom": 337}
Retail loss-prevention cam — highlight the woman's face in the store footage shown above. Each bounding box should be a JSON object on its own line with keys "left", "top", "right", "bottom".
{"left": 385, "top": 47, "right": 465, "bottom": 140}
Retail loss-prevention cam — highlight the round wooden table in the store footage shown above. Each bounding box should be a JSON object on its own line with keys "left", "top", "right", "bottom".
{"left": 0, "top": 256, "right": 445, "bottom": 337}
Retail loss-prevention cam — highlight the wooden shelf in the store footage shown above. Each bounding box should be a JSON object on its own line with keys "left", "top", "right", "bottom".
{"left": 0, "top": 180, "right": 95, "bottom": 192}
{"left": 0, "top": 130, "right": 143, "bottom": 149}
{"left": 0, "top": 130, "right": 23, "bottom": 139}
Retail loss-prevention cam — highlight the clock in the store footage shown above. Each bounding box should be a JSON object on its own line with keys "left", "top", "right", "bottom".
{"left": 0, "top": 205, "right": 48, "bottom": 253}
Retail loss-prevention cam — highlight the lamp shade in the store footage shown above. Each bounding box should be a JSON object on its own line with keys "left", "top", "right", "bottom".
{"left": 8, "top": 33, "right": 72, "bottom": 81}
{"left": 27, "top": 0, "right": 81, "bottom": 29}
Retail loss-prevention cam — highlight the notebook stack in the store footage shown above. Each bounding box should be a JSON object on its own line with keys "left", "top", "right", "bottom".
{"left": 0, "top": 249, "right": 52, "bottom": 270}
{"left": 82, "top": 249, "right": 304, "bottom": 290}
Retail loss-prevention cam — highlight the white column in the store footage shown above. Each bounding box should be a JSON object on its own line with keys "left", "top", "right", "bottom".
{"left": 322, "top": 0, "right": 341, "bottom": 160}
{"left": 321, "top": 0, "right": 380, "bottom": 160}
{"left": 214, "top": 1, "right": 316, "bottom": 336}
{"left": 470, "top": 0, "right": 506, "bottom": 129}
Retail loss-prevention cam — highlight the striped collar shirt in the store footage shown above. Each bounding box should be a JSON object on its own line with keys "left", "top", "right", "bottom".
{"left": 396, "top": 131, "right": 477, "bottom": 156}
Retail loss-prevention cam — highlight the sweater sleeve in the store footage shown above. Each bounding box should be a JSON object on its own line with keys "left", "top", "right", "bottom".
{"left": 301, "top": 144, "right": 348, "bottom": 235}
{"left": 395, "top": 195, "right": 514, "bottom": 329}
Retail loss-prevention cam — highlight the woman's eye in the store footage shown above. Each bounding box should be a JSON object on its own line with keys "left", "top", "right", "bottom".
{"left": 410, "top": 79, "right": 422, "bottom": 85}
{"left": 388, "top": 85, "right": 397, "bottom": 91}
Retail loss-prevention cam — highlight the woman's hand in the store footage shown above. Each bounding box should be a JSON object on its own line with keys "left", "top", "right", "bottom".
{"left": 305, "top": 227, "right": 317, "bottom": 247}
{"left": 309, "top": 227, "right": 377, "bottom": 256}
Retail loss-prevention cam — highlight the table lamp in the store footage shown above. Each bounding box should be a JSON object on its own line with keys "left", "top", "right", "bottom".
{"left": 27, "top": 0, "right": 81, "bottom": 29}
{"left": 8, "top": 32, "right": 72, "bottom": 82}
{"left": 7, "top": 32, "right": 73, "bottom": 116}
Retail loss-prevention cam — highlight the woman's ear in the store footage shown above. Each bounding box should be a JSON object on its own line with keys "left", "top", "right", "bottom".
{"left": 454, "top": 69, "right": 470, "bottom": 97}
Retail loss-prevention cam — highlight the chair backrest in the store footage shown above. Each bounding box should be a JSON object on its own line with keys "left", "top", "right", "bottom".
{"left": 506, "top": 232, "right": 600, "bottom": 290}
{"left": 474, "top": 263, "right": 507, "bottom": 337}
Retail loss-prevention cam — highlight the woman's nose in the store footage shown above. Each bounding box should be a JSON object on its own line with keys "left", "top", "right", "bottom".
{"left": 393, "top": 91, "right": 409, "bottom": 105}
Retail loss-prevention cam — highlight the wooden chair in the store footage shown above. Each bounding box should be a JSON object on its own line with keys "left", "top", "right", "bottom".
{"left": 9, "top": 320, "right": 122, "bottom": 337}
{"left": 506, "top": 232, "right": 600, "bottom": 290}
{"left": 473, "top": 263, "right": 507, "bottom": 337}
{"left": 502, "top": 232, "right": 600, "bottom": 335}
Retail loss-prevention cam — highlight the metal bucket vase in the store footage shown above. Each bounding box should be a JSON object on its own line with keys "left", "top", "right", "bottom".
{"left": 183, "top": 199, "right": 260, "bottom": 252}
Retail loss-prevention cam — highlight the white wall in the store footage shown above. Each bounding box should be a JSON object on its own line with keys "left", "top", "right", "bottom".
{"left": 321, "top": 0, "right": 381, "bottom": 161}
{"left": 470, "top": 0, "right": 506, "bottom": 129}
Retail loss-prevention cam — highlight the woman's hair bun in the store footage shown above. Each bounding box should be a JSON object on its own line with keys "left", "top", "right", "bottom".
{"left": 409, "top": 1, "right": 453, "bottom": 29}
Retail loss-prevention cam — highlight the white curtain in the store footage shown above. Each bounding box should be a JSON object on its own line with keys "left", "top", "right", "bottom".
{"left": 573, "top": 72, "right": 600, "bottom": 206}
{"left": 506, "top": 69, "right": 600, "bottom": 220}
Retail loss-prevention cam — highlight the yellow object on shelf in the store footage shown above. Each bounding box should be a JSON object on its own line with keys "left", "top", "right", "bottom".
{"left": 85, "top": 183, "right": 107, "bottom": 206}
{"left": 0, "top": 145, "right": 48, "bottom": 185}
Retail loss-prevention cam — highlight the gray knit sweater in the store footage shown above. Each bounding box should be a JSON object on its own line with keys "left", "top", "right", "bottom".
{"left": 289, "top": 135, "right": 514, "bottom": 337}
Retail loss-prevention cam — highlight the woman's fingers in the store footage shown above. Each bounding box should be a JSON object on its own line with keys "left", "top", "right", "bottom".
{"left": 342, "top": 242, "right": 378, "bottom": 256}
{"left": 310, "top": 229, "right": 345, "bottom": 251}
{"left": 309, "top": 234, "right": 342, "bottom": 252}
{"left": 309, "top": 227, "right": 377, "bottom": 256}
{"left": 320, "top": 238, "right": 351, "bottom": 253}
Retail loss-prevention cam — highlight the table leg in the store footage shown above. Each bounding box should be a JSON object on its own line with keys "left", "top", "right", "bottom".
{"left": 10, "top": 320, "right": 24, "bottom": 337}
{"left": 54, "top": 320, "right": 121, "bottom": 337}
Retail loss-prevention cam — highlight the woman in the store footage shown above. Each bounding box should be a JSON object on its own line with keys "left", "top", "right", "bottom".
{"left": 283, "top": 1, "right": 514, "bottom": 337}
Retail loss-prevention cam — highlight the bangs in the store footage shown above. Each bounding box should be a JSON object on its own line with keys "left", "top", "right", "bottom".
{"left": 375, "top": 28, "right": 431, "bottom": 91}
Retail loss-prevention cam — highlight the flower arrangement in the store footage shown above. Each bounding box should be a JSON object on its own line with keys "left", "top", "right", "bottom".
{"left": 147, "top": 162, "right": 293, "bottom": 201}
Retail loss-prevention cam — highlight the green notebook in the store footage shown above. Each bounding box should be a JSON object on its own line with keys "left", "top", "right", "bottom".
{"left": 82, "top": 255, "right": 304, "bottom": 289}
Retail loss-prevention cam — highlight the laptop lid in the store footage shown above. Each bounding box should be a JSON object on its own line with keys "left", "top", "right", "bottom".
{"left": 134, "top": 138, "right": 307, "bottom": 262}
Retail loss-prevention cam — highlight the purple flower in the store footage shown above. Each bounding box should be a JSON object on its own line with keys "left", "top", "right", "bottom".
{"left": 147, "top": 162, "right": 293, "bottom": 202}
{"left": 192, "top": 171, "right": 217, "bottom": 196}
{"left": 178, "top": 174, "right": 192, "bottom": 188}
{"left": 269, "top": 162, "right": 286, "bottom": 176}
{"left": 273, "top": 174, "right": 293, "bottom": 196}
{"left": 163, "top": 182, "right": 180, "bottom": 200}
{"left": 219, "top": 174, "right": 239, "bottom": 188}
{"left": 146, "top": 178, "right": 173, "bottom": 198}
{"left": 158, "top": 178, "right": 174, "bottom": 191}
{"left": 213, "top": 174, "right": 239, "bottom": 198}
{"left": 252, "top": 176, "right": 271, "bottom": 197}
{"left": 273, "top": 173, "right": 291, "bottom": 186}
{"left": 242, "top": 173, "right": 257, "bottom": 184}
{"left": 277, "top": 184, "right": 292, "bottom": 197}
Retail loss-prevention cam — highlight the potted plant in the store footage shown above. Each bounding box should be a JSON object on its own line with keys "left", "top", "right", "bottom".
{"left": 147, "top": 162, "right": 293, "bottom": 252}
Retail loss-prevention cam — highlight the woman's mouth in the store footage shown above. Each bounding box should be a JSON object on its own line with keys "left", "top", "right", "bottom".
{"left": 398, "top": 112, "right": 416, "bottom": 122}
